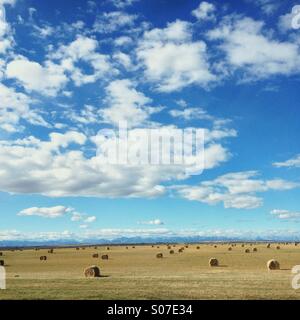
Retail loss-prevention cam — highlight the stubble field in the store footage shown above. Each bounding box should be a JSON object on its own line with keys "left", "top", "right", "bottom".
{"left": 0, "top": 243, "right": 300, "bottom": 300}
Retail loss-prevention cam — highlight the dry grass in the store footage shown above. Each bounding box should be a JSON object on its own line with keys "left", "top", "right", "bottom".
{"left": 1, "top": 243, "right": 300, "bottom": 300}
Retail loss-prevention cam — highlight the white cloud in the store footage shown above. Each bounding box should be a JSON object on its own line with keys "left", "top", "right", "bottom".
{"left": 169, "top": 107, "right": 213, "bottom": 121}
{"left": 18, "top": 206, "right": 72, "bottom": 218}
{"left": 7, "top": 36, "right": 115, "bottom": 97}
{"left": 100, "top": 79, "right": 161, "bottom": 127}
{"left": 0, "top": 83, "right": 49, "bottom": 132}
{"left": 110, "top": 0, "right": 138, "bottom": 8}
{"left": 0, "top": 4, "right": 14, "bottom": 54}
{"left": 2, "top": 227, "right": 300, "bottom": 242}
{"left": 84, "top": 216, "right": 96, "bottom": 223}
{"left": 48, "top": 36, "right": 114, "bottom": 87}
{"left": 176, "top": 171, "right": 299, "bottom": 209}
{"left": 0, "top": 122, "right": 232, "bottom": 198}
{"left": 251, "top": 0, "right": 281, "bottom": 15}
{"left": 271, "top": 209, "right": 300, "bottom": 220}
{"left": 113, "top": 51, "right": 133, "bottom": 70}
{"left": 273, "top": 155, "right": 300, "bottom": 168}
{"left": 6, "top": 57, "right": 68, "bottom": 96}
{"left": 138, "top": 219, "right": 164, "bottom": 225}
{"left": 114, "top": 36, "right": 133, "bottom": 47}
{"left": 192, "top": 1, "right": 216, "bottom": 21}
{"left": 94, "top": 11, "right": 137, "bottom": 33}
{"left": 137, "top": 20, "right": 216, "bottom": 92}
{"left": 208, "top": 16, "right": 300, "bottom": 80}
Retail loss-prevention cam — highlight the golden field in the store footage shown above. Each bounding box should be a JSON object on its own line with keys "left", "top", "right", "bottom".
{"left": 1, "top": 243, "right": 300, "bottom": 300}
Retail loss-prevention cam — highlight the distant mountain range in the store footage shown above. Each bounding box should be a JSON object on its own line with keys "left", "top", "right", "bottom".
{"left": 1, "top": 235, "right": 299, "bottom": 248}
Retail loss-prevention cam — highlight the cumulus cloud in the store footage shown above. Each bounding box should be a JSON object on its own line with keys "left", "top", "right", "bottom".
{"left": 100, "top": 79, "right": 162, "bottom": 127}
{"left": 6, "top": 57, "right": 68, "bottom": 96}
{"left": 176, "top": 171, "right": 299, "bottom": 209}
{"left": 273, "top": 155, "right": 300, "bottom": 168}
{"left": 18, "top": 205, "right": 97, "bottom": 226}
{"left": 0, "top": 119, "right": 234, "bottom": 198}
{"left": 192, "top": 1, "right": 216, "bottom": 21}
{"left": 48, "top": 35, "right": 115, "bottom": 87}
{"left": 208, "top": 16, "right": 300, "bottom": 80}
{"left": 94, "top": 11, "right": 138, "bottom": 33}
{"left": 137, "top": 20, "right": 216, "bottom": 92}
{"left": 0, "top": 83, "right": 49, "bottom": 132}
{"left": 18, "top": 206, "right": 72, "bottom": 218}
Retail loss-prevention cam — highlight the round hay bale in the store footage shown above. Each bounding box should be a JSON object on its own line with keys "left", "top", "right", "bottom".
{"left": 228, "top": 247, "right": 232, "bottom": 251}
{"left": 101, "top": 254, "right": 109, "bottom": 260}
{"left": 196, "top": 246, "right": 200, "bottom": 250}
{"left": 156, "top": 246, "right": 160, "bottom": 249}
{"left": 156, "top": 253, "right": 163, "bottom": 259}
{"left": 48, "top": 249, "right": 54, "bottom": 254}
{"left": 0, "top": 260, "right": 4, "bottom": 266}
{"left": 132, "top": 246, "right": 135, "bottom": 249}
{"left": 126, "top": 246, "right": 129, "bottom": 249}
{"left": 107, "top": 247, "right": 110, "bottom": 250}
{"left": 0, "top": 252, "right": 3, "bottom": 256}
{"left": 245, "top": 249, "right": 250, "bottom": 253}
{"left": 253, "top": 248, "right": 258, "bottom": 252}
{"left": 267, "top": 243, "right": 271, "bottom": 248}
{"left": 151, "top": 245, "right": 154, "bottom": 248}
{"left": 167, "top": 246, "right": 171, "bottom": 250}
{"left": 267, "top": 259, "right": 280, "bottom": 270}
{"left": 241, "top": 244, "right": 245, "bottom": 247}
{"left": 276, "top": 246, "right": 280, "bottom": 250}
{"left": 94, "top": 246, "right": 98, "bottom": 250}
{"left": 185, "top": 245, "right": 189, "bottom": 249}
{"left": 84, "top": 265, "right": 100, "bottom": 278}
{"left": 178, "top": 248, "right": 183, "bottom": 253}
{"left": 92, "top": 253, "right": 99, "bottom": 258}
{"left": 209, "top": 258, "right": 219, "bottom": 267}
{"left": 169, "top": 250, "right": 175, "bottom": 254}
{"left": 76, "top": 247, "right": 80, "bottom": 250}
{"left": 214, "top": 245, "right": 217, "bottom": 248}
{"left": 40, "top": 256, "right": 47, "bottom": 261}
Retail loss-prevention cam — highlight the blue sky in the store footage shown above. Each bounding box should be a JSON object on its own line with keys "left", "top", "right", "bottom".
{"left": 0, "top": 0, "right": 300, "bottom": 242}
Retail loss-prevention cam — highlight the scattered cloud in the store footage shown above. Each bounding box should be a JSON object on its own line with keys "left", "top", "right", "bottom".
{"left": 169, "top": 107, "right": 214, "bottom": 121}
{"left": 93, "top": 11, "right": 138, "bottom": 33}
{"left": 6, "top": 57, "right": 68, "bottom": 96}
{"left": 208, "top": 16, "right": 300, "bottom": 80}
{"left": 0, "top": 83, "right": 49, "bottom": 132}
{"left": 273, "top": 155, "right": 300, "bottom": 168}
{"left": 192, "top": 1, "right": 216, "bottom": 21}
{"left": 137, "top": 20, "right": 216, "bottom": 92}
{"left": 271, "top": 209, "right": 300, "bottom": 220}
{"left": 138, "top": 219, "right": 164, "bottom": 225}
{"left": 176, "top": 171, "right": 299, "bottom": 209}
{"left": 18, "top": 206, "right": 72, "bottom": 218}
{"left": 109, "top": 0, "right": 139, "bottom": 9}
{"left": 100, "top": 79, "right": 161, "bottom": 127}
